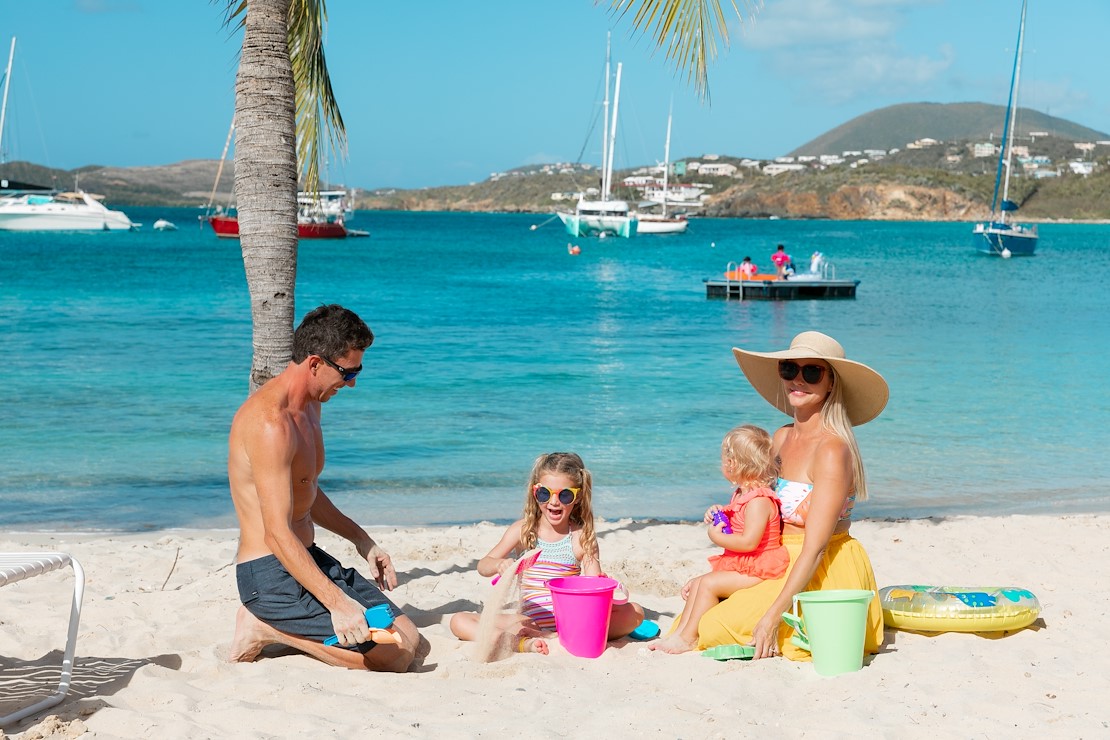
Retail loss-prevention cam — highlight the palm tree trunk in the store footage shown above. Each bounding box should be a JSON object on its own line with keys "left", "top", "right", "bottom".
{"left": 235, "top": 0, "right": 298, "bottom": 394}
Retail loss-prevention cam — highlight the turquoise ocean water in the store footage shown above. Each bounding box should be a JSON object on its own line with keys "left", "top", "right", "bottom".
{"left": 2, "top": 208, "right": 1109, "bottom": 532}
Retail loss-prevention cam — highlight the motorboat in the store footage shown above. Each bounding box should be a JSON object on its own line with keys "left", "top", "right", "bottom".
{"left": 0, "top": 37, "right": 135, "bottom": 232}
{"left": 153, "top": 218, "right": 177, "bottom": 231}
{"left": 0, "top": 189, "right": 136, "bottom": 231}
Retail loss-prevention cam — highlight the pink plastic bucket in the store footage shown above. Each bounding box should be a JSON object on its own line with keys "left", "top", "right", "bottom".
{"left": 547, "top": 576, "right": 622, "bottom": 658}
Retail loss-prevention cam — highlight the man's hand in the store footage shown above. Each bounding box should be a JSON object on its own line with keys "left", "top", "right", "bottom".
{"left": 329, "top": 594, "right": 372, "bottom": 647}
{"left": 358, "top": 541, "right": 398, "bottom": 591}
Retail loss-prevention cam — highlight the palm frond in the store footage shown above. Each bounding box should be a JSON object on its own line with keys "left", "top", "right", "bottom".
{"left": 607, "top": 0, "right": 763, "bottom": 102}
{"left": 288, "top": 0, "right": 347, "bottom": 195}
{"left": 220, "top": 0, "right": 346, "bottom": 196}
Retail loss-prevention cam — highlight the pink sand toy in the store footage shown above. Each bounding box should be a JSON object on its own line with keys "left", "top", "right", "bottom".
{"left": 491, "top": 548, "right": 541, "bottom": 585}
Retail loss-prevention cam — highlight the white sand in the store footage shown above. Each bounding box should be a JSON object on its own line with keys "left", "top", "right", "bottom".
{"left": 1, "top": 515, "right": 1107, "bottom": 738}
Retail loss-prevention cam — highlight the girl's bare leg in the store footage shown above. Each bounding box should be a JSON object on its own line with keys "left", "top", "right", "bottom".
{"left": 449, "top": 610, "right": 549, "bottom": 656}
{"left": 607, "top": 601, "right": 646, "bottom": 639}
{"left": 652, "top": 572, "right": 761, "bottom": 654}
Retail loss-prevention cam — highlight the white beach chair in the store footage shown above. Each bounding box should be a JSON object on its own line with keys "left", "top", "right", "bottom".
{"left": 0, "top": 552, "right": 85, "bottom": 727}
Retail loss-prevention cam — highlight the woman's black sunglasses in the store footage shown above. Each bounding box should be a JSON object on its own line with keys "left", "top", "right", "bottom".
{"left": 778, "top": 360, "right": 827, "bottom": 384}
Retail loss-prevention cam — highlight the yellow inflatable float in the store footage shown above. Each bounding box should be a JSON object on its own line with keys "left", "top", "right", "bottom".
{"left": 878, "top": 585, "right": 1041, "bottom": 633}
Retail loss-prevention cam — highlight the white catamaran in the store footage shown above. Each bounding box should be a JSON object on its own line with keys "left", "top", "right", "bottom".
{"left": 557, "top": 36, "right": 636, "bottom": 239}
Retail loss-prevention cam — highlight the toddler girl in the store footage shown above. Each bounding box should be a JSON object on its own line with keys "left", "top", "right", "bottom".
{"left": 652, "top": 425, "right": 788, "bottom": 654}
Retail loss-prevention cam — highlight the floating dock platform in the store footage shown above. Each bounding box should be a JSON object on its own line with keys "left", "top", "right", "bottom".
{"left": 705, "top": 277, "right": 859, "bottom": 300}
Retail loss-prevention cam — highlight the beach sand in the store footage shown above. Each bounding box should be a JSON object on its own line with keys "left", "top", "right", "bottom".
{"left": 2, "top": 514, "right": 1107, "bottom": 738}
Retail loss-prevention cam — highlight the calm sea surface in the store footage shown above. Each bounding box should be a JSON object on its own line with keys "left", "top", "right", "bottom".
{"left": 2, "top": 208, "right": 1108, "bottom": 532}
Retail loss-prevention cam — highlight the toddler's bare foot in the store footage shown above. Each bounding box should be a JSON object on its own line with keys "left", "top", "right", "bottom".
{"left": 516, "top": 636, "right": 549, "bottom": 655}
{"left": 648, "top": 633, "right": 698, "bottom": 654}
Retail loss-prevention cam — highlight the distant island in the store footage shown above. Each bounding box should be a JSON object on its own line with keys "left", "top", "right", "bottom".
{"left": 4, "top": 102, "right": 1109, "bottom": 221}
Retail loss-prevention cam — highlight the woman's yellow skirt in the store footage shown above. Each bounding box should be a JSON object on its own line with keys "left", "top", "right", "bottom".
{"left": 692, "top": 531, "right": 884, "bottom": 661}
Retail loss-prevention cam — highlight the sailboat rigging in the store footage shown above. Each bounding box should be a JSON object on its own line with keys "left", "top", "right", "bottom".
{"left": 556, "top": 34, "right": 636, "bottom": 239}
{"left": 634, "top": 105, "right": 689, "bottom": 235}
{"left": 972, "top": 0, "right": 1037, "bottom": 257}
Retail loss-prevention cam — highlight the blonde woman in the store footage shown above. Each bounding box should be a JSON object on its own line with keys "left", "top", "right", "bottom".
{"left": 696, "top": 331, "right": 888, "bottom": 661}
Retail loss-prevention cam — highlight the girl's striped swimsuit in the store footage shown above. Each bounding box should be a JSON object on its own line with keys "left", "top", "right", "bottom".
{"left": 519, "top": 533, "right": 580, "bottom": 630}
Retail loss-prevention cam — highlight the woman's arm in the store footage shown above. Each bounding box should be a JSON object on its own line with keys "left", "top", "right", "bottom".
{"left": 751, "top": 436, "right": 854, "bottom": 658}
{"left": 476, "top": 519, "right": 524, "bottom": 578}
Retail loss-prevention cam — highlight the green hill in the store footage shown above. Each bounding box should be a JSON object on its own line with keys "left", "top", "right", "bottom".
{"left": 790, "top": 102, "right": 1108, "bottom": 156}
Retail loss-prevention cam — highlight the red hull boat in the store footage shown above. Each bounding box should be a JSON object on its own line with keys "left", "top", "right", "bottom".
{"left": 207, "top": 214, "right": 348, "bottom": 240}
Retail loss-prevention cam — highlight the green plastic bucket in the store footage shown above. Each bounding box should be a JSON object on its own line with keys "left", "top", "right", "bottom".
{"left": 782, "top": 589, "right": 874, "bottom": 676}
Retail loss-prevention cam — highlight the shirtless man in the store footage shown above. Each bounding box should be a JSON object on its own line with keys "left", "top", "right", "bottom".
{"left": 228, "top": 304, "right": 417, "bottom": 671}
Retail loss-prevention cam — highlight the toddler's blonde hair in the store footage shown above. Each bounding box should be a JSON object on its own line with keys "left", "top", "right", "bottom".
{"left": 721, "top": 424, "right": 776, "bottom": 488}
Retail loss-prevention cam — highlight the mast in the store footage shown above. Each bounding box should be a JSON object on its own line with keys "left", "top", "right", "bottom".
{"left": 1000, "top": 0, "right": 1027, "bottom": 212}
{"left": 0, "top": 38, "right": 15, "bottom": 164}
{"left": 990, "top": 0, "right": 1027, "bottom": 222}
{"left": 604, "top": 63, "right": 623, "bottom": 204}
{"left": 205, "top": 116, "right": 236, "bottom": 214}
{"left": 661, "top": 104, "right": 673, "bottom": 218}
{"left": 601, "top": 34, "right": 611, "bottom": 201}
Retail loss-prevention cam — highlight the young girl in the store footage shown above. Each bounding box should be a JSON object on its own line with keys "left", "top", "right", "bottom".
{"left": 449, "top": 452, "right": 644, "bottom": 655}
{"left": 652, "top": 425, "right": 788, "bottom": 654}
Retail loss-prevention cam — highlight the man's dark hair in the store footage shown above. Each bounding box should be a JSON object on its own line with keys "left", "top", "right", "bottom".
{"left": 292, "top": 304, "right": 374, "bottom": 363}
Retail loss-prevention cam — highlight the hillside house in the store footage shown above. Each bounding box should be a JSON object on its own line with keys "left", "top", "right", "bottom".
{"left": 763, "top": 163, "right": 806, "bottom": 176}
{"left": 698, "top": 163, "right": 739, "bottom": 177}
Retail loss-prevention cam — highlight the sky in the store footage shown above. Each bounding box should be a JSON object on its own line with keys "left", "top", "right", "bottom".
{"left": 2, "top": 0, "right": 1107, "bottom": 190}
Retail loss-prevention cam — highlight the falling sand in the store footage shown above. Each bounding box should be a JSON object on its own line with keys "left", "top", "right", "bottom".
{"left": 471, "top": 549, "right": 541, "bottom": 662}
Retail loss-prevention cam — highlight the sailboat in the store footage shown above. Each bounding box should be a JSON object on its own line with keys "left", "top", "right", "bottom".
{"left": 203, "top": 119, "right": 358, "bottom": 239}
{"left": 634, "top": 108, "right": 688, "bottom": 235}
{"left": 972, "top": 0, "right": 1037, "bottom": 257}
{"left": 0, "top": 37, "right": 136, "bottom": 232}
{"left": 556, "top": 37, "right": 636, "bottom": 239}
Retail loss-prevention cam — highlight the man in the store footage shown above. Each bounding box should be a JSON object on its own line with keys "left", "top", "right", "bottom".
{"left": 771, "top": 244, "right": 792, "bottom": 278}
{"left": 228, "top": 304, "right": 417, "bottom": 671}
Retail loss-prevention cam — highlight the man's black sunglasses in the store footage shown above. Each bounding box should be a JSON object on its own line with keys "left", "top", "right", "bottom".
{"left": 318, "top": 355, "right": 362, "bottom": 381}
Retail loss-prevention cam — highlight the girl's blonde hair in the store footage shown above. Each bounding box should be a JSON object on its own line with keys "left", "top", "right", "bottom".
{"left": 721, "top": 424, "right": 777, "bottom": 488}
{"left": 821, "top": 367, "right": 869, "bottom": 501}
{"left": 520, "top": 452, "right": 598, "bottom": 561}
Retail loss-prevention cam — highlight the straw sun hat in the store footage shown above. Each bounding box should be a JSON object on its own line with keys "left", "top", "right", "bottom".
{"left": 731, "top": 331, "right": 889, "bottom": 426}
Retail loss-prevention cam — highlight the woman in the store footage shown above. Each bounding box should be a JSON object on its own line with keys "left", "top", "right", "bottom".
{"left": 695, "top": 331, "right": 888, "bottom": 661}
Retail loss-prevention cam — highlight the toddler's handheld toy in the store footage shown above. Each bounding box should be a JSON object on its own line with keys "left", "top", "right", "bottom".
{"left": 491, "top": 549, "right": 541, "bottom": 585}
{"left": 324, "top": 603, "right": 399, "bottom": 646}
{"left": 711, "top": 509, "right": 733, "bottom": 534}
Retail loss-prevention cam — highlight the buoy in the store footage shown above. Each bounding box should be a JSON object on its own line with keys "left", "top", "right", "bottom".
{"left": 530, "top": 224, "right": 538, "bottom": 231}
{"left": 1001, "top": 247, "right": 1012, "bottom": 259}
{"left": 711, "top": 242, "right": 716, "bottom": 248}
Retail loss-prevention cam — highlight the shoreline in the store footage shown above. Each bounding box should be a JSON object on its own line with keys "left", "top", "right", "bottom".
{"left": 5, "top": 505, "right": 1110, "bottom": 538}
{"left": 2, "top": 513, "right": 1106, "bottom": 735}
